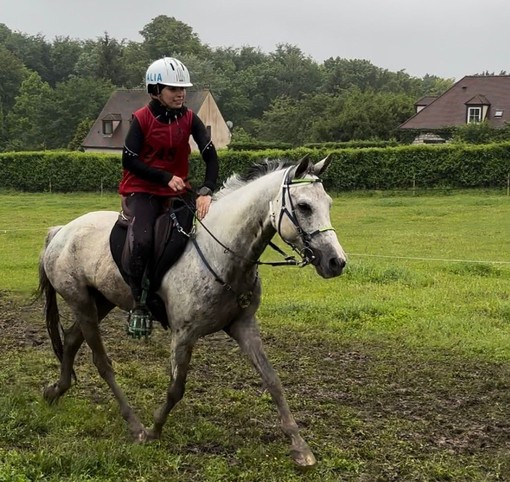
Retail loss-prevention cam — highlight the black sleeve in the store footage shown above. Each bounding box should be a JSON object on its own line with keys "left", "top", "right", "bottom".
{"left": 191, "top": 113, "right": 219, "bottom": 191}
{"left": 122, "top": 117, "right": 172, "bottom": 186}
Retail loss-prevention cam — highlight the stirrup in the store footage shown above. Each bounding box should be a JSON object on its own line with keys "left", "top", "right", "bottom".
{"left": 127, "top": 305, "right": 153, "bottom": 339}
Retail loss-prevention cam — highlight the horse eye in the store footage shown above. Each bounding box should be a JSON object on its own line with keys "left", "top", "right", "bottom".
{"left": 297, "top": 202, "right": 312, "bottom": 213}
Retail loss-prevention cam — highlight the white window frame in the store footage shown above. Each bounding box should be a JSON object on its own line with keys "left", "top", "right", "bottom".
{"left": 467, "top": 107, "right": 482, "bottom": 123}
{"left": 102, "top": 120, "right": 113, "bottom": 136}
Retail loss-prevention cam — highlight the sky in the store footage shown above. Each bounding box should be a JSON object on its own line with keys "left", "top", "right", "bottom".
{"left": 1, "top": 0, "right": 509, "bottom": 81}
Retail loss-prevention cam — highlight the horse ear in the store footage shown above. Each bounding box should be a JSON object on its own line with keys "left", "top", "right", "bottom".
{"left": 294, "top": 155, "right": 311, "bottom": 179}
{"left": 312, "top": 155, "right": 332, "bottom": 176}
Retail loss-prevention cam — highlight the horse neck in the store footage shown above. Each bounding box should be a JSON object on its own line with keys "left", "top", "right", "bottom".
{"left": 199, "top": 171, "right": 281, "bottom": 267}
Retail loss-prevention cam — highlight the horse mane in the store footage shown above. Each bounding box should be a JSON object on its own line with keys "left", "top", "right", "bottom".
{"left": 215, "top": 158, "right": 294, "bottom": 199}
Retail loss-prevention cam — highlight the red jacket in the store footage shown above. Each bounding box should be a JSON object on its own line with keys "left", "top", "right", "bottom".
{"left": 119, "top": 105, "right": 193, "bottom": 196}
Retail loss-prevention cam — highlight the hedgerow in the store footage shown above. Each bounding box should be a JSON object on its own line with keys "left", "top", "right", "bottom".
{"left": 1, "top": 143, "right": 509, "bottom": 192}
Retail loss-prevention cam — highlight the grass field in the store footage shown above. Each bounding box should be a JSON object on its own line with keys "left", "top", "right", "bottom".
{"left": 1, "top": 190, "right": 510, "bottom": 481}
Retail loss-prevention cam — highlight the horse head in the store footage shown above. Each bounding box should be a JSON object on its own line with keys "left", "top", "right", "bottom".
{"left": 270, "top": 156, "right": 347, "bottom": 278}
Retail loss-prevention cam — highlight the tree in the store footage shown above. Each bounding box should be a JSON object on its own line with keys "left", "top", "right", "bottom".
{"left": 95, "top": 33, "right": 128, "bottom": 85}
{"left": 0, "top": 44, "right": 28, "bottom": 112}
{"left": 47, "top": 76, "right": 115, "bottom": 148}
{"left": 420, "top": 74, "right": 454, "bottom": 96}
{"left": 320, "top": 88, "right": 415, "bottom": 141}
{"left": 268, "top": 44, "right": 322, "bottom": 99}
{"left": 5, "top": 71, "right": 53, "bottom": 150}
{"left": 322, "top": 57, "right": 381, "bottom": 93}
{"left": 121, "top": 41, "right": 150, "bottom": 88}
{"left": 3, "top": 31, "right": 53, "bottom": 85}
{"left": 50, "top": 36, "right": 83, "bottom": 85}
{"left": 68, "top": 118, "right": 94, "bottom": 150}
{"left": 140, "top": 15, "right": 208, "bottom": 59}
{"left": 73, "top": 34, "right": 128, "bottom": 86}
{"left": 256, "top": 93, "right": 338, "bottom": 145}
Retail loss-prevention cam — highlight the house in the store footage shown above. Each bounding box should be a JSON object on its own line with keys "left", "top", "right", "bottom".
{"left": 399, "top": 76, "right": 510, "bottom": 143}
{"left": 82, "top": 89, "right": 231, "bottom": 153}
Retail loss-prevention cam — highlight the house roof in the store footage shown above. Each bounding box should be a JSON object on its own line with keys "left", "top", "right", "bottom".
{"left": 82, "top": 89, "right": 210, "bottom": 150}
{"left": 415, "top": 96, "right": 437, "bottom": 107}
{"left": 400, "top": 76, "right": 510, "bottom": 130}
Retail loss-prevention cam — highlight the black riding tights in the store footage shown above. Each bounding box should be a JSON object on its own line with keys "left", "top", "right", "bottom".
{"left": 124, "top": 193, "right": 167, "bottom": 302}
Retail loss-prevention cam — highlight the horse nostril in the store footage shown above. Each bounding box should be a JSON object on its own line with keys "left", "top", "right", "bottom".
{"left": 329, "top": 257, "right": 346, "bottom": 274}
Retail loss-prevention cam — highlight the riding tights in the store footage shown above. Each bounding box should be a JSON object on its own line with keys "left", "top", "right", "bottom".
{"left": 124, "top": 193, "right": 167, "bottom": 303}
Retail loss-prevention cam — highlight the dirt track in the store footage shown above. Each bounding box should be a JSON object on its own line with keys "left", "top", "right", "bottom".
{"left": 2, "top": 292, "right": 510, "bottom": 479}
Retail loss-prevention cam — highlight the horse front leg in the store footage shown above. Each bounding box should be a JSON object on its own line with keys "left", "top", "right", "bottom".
{"left": 225, "top": 316, "right": 316, "bottom": 467}
{"left": 147, "top": 332, "right": 194, "bottom": 440}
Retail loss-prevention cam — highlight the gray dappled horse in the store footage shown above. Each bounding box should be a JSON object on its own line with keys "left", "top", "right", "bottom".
{"left": 39, "top": 156, "right": 347, "bottom": 467}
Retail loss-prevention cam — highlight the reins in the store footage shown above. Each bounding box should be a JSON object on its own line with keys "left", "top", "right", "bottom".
{"left": 174, "top": 167, "right": 335, "bottom": 306}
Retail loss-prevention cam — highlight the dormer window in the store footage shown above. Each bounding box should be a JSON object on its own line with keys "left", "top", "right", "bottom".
{"left": 467, "top": 106, "right": 482, "bottom": 123}
{"left": 101, "top": 113, "right": 122, "bottom": 137}
{"left": 103, "top": 120, "right": 114, "bottom": 135}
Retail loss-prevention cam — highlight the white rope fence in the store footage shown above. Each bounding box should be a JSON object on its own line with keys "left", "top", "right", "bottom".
{"left": 1, "top": 228, "right": 510, "bottom": 266}
{"left": 348, "top": 253, "right": 510, "bottom": 266}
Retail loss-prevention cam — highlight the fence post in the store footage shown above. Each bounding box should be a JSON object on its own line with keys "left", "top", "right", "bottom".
{"left": 507, "top": 173, "right": 509, "bottom": 196}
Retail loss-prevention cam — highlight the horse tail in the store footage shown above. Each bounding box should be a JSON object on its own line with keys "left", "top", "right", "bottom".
{"left": 38, "top": 226, "right": 64, "bottom": 363}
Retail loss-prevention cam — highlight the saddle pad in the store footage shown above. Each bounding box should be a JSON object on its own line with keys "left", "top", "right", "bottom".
{"left": 109, "top": 201, "right": 195, "bottom": 326}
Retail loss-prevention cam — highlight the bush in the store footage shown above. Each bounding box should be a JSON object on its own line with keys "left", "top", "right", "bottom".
{"left": 1, "top": 143, "right": 509, "bottom": 192}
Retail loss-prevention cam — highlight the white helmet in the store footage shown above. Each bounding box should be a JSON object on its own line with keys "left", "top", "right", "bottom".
{"left": 145, "top": 57, "right": 193, "bottom": 93}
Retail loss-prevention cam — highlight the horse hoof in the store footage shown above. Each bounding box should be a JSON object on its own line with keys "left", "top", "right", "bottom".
{"left": 134, "top": 428, "right": 149, "bottom": 444}
{"left": 144, "top": 427, "right": 161, "bottom": 441}
{"left": 43, "top": 384, "right": 60, "bottom": 405}
{"left": 291, "top": 449, "right": 317, "bottom": 468}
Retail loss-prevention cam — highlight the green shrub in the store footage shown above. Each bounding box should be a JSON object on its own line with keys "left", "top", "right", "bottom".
{"left": 1, "top": 143, "right": 509, "bottom": 192}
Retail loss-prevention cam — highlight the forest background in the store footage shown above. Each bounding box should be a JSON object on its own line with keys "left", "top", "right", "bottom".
{"left": 0, "top": 14, "right": 466, "bottom": 153}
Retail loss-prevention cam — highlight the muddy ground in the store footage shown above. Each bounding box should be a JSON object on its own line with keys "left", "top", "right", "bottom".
{"left": 2, "top": 292, "right": 510, "bottom": 480}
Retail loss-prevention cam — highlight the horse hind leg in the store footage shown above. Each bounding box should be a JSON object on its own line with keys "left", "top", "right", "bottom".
{"left": 43, "top": 292, "right": 114, "bottom": 404}
{"left": 73, "top": 293, "right": 148, "bottom": 442}
{"left": 225, "top": 316, "right": 316, "bottom": 468}
{"left": 43, "top": 320, "right": 84, "bottom": 404}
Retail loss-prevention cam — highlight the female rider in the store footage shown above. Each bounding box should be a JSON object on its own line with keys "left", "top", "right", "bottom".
{"left": 119, "top": 57, "right": 219, "bottom": 333}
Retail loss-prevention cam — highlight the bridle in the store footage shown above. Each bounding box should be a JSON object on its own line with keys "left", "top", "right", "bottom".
{"left": 269, "top": 166, "right": 336, "bottom": 267}
{"left": 174, "top": 166, "right": 336, "bottom": 306}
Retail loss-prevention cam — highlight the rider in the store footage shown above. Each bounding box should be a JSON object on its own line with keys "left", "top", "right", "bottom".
{"left": 119, "top": 56, "right": 219, "bottom": 330}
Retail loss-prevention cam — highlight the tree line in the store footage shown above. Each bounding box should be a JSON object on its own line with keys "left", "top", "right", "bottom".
{"left": 0, "top": 15, "right": 455, "bottom": 151}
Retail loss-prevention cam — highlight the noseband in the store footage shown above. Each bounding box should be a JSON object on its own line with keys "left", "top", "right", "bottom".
{"left": 270, "top": 167, "right": 336, "bottom": 267}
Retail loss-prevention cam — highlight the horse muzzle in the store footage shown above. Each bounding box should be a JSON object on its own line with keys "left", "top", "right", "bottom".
{"left": 309, "top": 248, "right": 346, "bottom": 278}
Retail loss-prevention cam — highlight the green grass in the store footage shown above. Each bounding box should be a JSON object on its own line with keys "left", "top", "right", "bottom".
{"left": 1, "top": 190, "right": 510, "bottom": 481}
{"left": 0, "top": 192, "right": 120, "bottom": 294}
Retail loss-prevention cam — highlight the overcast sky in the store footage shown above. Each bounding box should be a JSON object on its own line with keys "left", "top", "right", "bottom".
{"left": 1, "top": 0, "right": 509, "bottom": 81}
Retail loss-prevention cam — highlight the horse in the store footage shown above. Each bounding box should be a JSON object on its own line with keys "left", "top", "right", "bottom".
{"left": 38, "top": 155, "right": 347, "bottom": 467}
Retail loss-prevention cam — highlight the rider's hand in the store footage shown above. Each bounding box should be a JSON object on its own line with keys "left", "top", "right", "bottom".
{"left": 196, "top": 195, "right": 212, "bottom": 220}
{"left": 168, "top": 175, "right": 186, "bottom": 192}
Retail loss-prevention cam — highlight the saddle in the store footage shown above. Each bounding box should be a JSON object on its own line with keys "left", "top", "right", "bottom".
{"left": 109, "top": 195, "right": 195, "bottom": 328}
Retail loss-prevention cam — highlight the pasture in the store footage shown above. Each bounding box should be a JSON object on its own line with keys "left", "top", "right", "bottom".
{"left": 1, "top": 190, "right": 510, "bottom": 481}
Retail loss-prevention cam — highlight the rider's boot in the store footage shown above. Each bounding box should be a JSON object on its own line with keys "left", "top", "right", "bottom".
{"left": 127, "top": 303, "right": 153, "bottom": 339}
{"left": 127, "top": 275, "right": 152, "bottom": 339}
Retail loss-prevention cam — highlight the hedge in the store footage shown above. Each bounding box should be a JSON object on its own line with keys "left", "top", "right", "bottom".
{"left": 1, "top": 143, "right": 509, "bottom": 192}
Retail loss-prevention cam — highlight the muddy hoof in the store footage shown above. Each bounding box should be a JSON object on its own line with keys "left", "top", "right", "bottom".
{"left": 291, "top": 449, "right": 317, "bottom": 468}
{"left": 144, "top": 427, "right": 161, "bottom": 441}
{"left": 133, "top": 428, "right": 149, "bottom": 444}
{"left": 43, "top": 384, "right": 60, "bottom": 405}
